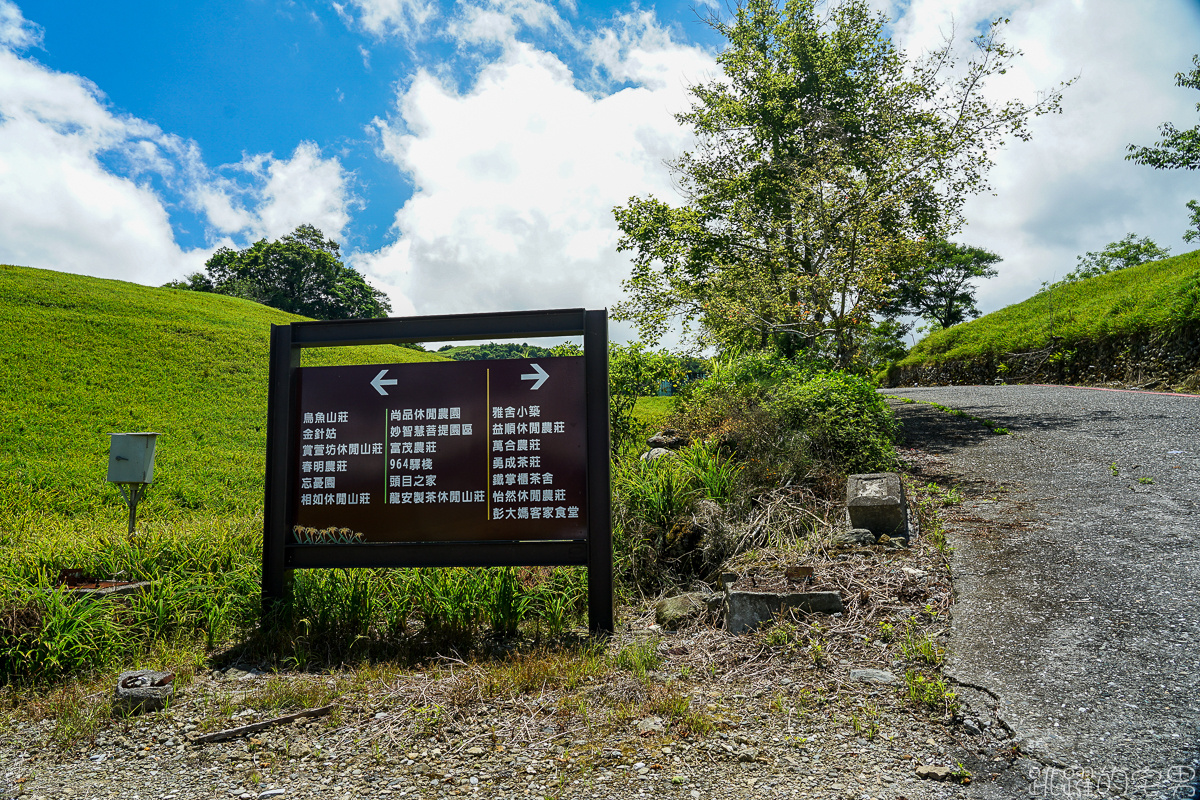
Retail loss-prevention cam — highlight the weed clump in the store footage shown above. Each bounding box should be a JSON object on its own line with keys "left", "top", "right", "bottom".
{"left": 611, "top": 352, "right": 900, "bottom": 594}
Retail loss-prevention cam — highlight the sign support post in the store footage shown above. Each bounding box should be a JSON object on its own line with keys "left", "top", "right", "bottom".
{"left": 583, "top": 309, "right": 613, "bottom": 635}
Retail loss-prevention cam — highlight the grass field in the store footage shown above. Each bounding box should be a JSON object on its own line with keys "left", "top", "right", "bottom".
{"left": 0, "top": 265, "right": 498, "bottom": 683}
{"left": 892, "top": 249, "right": 1200, "bottom": 369}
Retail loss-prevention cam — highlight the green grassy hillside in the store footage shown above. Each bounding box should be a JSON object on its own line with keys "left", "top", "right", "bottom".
{"left": 893, "top": 249, "right": 1200, "bottom": 369}
{"left": 0, "top": 264, "right": 442, "bottom": 527}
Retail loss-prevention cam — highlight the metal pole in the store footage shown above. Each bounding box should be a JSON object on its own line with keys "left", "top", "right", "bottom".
{"left": 127, "top": 485, "right": 138, "bottom": 535}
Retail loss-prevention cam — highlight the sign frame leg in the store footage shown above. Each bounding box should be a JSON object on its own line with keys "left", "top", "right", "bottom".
{"left": 262, "top": 323, "right": 299, "bottom": 617}
{"left": 584, "top": 309, "right": 614, "bottom": 635}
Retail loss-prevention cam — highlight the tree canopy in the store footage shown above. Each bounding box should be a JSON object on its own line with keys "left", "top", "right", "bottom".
{"left": 885, "top": 241, "right": 1001, "bottom": 329}
{"left": 168, "top": 225, "right": 391, "bottom": 320}
{"left": 612, "top": 0, "right": 1068, "bottom": 365}
{"left": 1068, "top": 234, "right": 1171, "bottom": 281}
{"left": 1126, "top": 55, "right": 1200, "bottom": 171}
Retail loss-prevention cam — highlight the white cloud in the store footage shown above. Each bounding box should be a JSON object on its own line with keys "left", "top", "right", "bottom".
{"left": 0, "top": 45, "right": 204, "bottom": 283}
{"left": 0, "top": 0, "right": 40, "bottom": 49}
{"left": 876, "top": 0, "right": 1200, "bottom": 314}
{"left": 0, "top": 9, "right": 356, "bottom": 285}
{"left": 336, "top": 0, "right": 439, "bottom": 39}
{"left": 357, "top": 7, "right": 715, "bottom": 333}
{"left": 193, "top": 142, "right": 358, "bottom": 243}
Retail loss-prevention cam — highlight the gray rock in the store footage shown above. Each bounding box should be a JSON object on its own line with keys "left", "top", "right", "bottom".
{"left": 640, "top": 448, "right": 672, "bottom": 462}
{"left": 737, "top": 747, "right": 760, "bottom": 762}
{"left": 849, "top": 668, "right": 898, "bottom": 685}
{"left": 635, "top": 717, "right": 666, "bottom": 734}
{"left": 916, "top": 765, "right": 951, "bottom": 781}
{"left": 726, "top": 590, "right": 843, "bottom": 634}
{"left": 114, "top": 670, "right": 175, "bottom": 714}
{"left": 834, "top": 528, "right": 876, "bottom": 547}
{"left": 647, "top": 430, "right": 688, "bottom": 450}
{"left": 962, "top": 718, "right": 983, "bottom": 736}
{"left": 846, "top": 472, "right": 908, "bottom": 540}
{"left": 655, "top": 592, "right": 713, "bottom": 630}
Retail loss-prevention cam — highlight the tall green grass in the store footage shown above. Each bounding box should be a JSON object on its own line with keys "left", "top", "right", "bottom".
{"left": 894, "top": 249, "right": 1200, "bottom": 367}
{"left": 0, "top": 265, "right": 594, "bottom": 686}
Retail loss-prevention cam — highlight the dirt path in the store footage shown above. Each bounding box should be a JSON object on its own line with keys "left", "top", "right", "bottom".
{"left": 888, "top": 385, "right": 1200, "bottom": 800}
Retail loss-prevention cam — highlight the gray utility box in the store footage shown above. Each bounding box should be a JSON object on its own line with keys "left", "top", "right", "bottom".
{"left": 846, "top": 472, "right": 908, "bottom": 541}
{"left": 107, "top": 433, "right": 159, "bottom": 484}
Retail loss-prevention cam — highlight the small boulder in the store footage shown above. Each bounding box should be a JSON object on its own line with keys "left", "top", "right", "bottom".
{"left": 647, "top": 429, "right": 688, "bottom": 450}
{"left": 635, "top": 716, "right": 666, "bottom": 734}
{"left": 640, "top": 448, "right": 672, "bottom": 462}
{"left": 737, "top": 747, "right": 761, "bottom": 762}
{"left": 849, "top": 668, "right": 898, "bottom": 685}
{"left": 114, "top": 670, "right": 175, "bottom": 714}
{"left": 834, "top": 528, "right": 876, "bottom": 547}
{"left": 726, "top": 590, "right": 843, "bottom": 634}
{"left": 655, "top": 592, "right": 713, "bottom": 630}
{"left": 916, "top": 765, "right": 952, "bottom": 781}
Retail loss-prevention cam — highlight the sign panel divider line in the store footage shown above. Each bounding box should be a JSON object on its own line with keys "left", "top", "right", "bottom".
{"left": 486, "top": 368, "right": 490, "bottom": 522}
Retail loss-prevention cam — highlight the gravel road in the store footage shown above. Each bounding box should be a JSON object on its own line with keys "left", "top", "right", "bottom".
{"left": 887, "top": 385, "right": 1200, "bottom": 800}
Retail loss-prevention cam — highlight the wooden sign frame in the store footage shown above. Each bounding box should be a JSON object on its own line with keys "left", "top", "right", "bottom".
{"left": 262, "top": 308, "right": 613, "bottom": 633}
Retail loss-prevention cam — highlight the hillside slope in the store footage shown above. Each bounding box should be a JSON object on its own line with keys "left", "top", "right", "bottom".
{"left": 0, "top": 264, "right": 442, "bottom": 526}
{"left": 886, "top": 250, "right": 1200, "bottom": 389}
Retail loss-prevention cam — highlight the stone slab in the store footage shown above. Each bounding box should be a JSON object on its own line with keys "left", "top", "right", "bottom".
{"left": 846, "top": 472, "right": 908, "bottom": 540}
{"left": 725, "top": 589, "right": 843, "bottom": 634}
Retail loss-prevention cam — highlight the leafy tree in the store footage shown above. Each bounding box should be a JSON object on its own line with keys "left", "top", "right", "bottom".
{"left": 608, "top": 343, "right": 690, "bottom": 450}
{"left": 612, "top": 0, "right": 1068, "bottom": 365}
{"left": 167, "top": 225, "right": 391, "bottom": 320}
{"left": 1185, "top": 199, "right": 1200, "bottom": 244}
{"left": 886, "top": 241, "right": 1001, "bottom": 328}
{"left": 854, "top": 318, "right": 910, "bottom": 373}
{"left": 1065, "top": 234, "right": 1170, "bottom": 283}
{"left": 1126, "top": 55, "right": 1200, "bottom": 170}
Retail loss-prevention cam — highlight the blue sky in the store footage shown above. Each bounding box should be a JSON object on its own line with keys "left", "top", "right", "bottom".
{"left": 2, "top": 0, "right": 1199, "bottom": 342}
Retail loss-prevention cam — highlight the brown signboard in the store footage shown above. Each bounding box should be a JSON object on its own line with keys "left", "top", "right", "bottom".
{"left": 262, "top": 308, "right": 613, "bottom": 633}
{"left": 291, "top": 358, "right": 586, "bottom": 543}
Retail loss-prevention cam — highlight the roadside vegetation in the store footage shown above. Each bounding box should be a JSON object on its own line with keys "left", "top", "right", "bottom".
{"left": 887, "top": 249, "right": 1200, "bottom": 375}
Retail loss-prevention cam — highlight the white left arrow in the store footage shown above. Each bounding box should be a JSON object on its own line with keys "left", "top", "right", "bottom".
{"left": 371, "top": 369, "right": 398, "bottom": 396}
{"left": 521, "top": 363, "right": 550, "bottom": 390}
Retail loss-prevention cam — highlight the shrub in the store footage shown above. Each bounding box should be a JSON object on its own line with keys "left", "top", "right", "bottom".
{"left": 766, "top": 371, "right": 898, "bottom": 474}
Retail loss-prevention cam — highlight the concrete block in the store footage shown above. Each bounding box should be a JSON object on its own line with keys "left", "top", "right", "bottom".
{"left": 725, "top": 590, "right": 843, "bottom": 634}
{"left": 846, "top": 472, "right": 908, "bottom": 540}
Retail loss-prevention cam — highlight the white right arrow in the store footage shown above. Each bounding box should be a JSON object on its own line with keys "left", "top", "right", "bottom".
{"left": 371, "top": 369, "right": 398, "bottom": 396}
{"left": 520, "top": 363, "right": 549, "bottom": 390}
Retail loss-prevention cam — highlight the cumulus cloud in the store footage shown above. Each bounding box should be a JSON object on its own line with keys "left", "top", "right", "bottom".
{"left": 0, "top": 6, "right": 356, "bottom": 285}
{"left": 193, "top": 142, "right": 358, "bottom": 243}
{"left": 334, "top": 0, "right": 439, "bottom": 39}
{"left": 874, "top": 0, "right": 1200, "bottom": 314}
{"left": 0, "top": 0, "right": 39, "bottom": 49}
{"left": 357, "top": 6, "right": 716, "bottom": 329}
{"left": 0, "top": 44, "right": 204, "bottom": 283}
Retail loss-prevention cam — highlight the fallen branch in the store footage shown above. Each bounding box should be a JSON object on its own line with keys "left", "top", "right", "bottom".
{"left": 189, "top": 704, "right": 337, "bottom": 744}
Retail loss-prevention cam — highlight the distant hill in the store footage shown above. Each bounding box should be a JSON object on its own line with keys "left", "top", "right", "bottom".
{"left": 437, "top": 342, "right": 555, "bottom": 361}
{"left": 885, "top": 250, "right": 1200, "bottom": 390}
{"left": 0, "top": 265, "right": 443, "bottom": 522}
